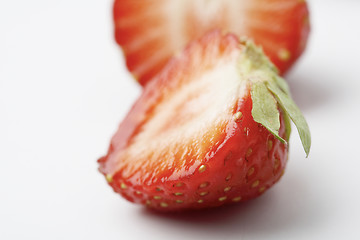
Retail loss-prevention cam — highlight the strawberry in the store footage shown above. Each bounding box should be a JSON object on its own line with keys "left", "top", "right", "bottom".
{"left": 113, "top": 0, "right": 310, "bottom": 86}
{"left": 99, "top": 31, "right": 310, "bottom": 211}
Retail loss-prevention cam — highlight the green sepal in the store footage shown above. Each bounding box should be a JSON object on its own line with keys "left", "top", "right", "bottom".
{"left": 251, "top": 82, "right": 286, "bottom": 143}
{"left": 274, "top": 77, "right": 292, "bottom": 141}
{"left": 283, "top": 110, "right": 292, "bottom": 142}
{"left": 238, "top": 40, "right": 311, "bottom": 157}
{"left": 266, "top": 80, "right": 311, "bottom": 157}
{"left": 274, "top": 76, "right": 291, "bottom": 96}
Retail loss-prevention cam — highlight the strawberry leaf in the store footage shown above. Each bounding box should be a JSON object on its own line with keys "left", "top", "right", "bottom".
{"left": 251, "top": 82, "right": 285, "bottom": 143}
{"left": 267, "top": 79, "right": 311, "bottom": 157}
{"left": 283, "top": 111, "right": 292, "bottom": 142}
{"left": 240, "top": 40, "right": 310, "bottom": 156}
{"left": 275, "top": 76, "right": 291, "bottom": 95}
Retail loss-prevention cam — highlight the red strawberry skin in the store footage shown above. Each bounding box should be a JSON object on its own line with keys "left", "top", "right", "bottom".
{"left": 113, "top": 0, "right": 310, "bottom": 86}
{"left": 98, "top": 31, "right": 289, "bottom": 211}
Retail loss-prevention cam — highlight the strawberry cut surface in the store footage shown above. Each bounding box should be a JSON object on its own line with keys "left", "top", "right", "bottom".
{"left": 114, "top": 0, "right": 310, "bottom": 85}
{"left": 99, "top": 31, "right": 310, "bottom": 211}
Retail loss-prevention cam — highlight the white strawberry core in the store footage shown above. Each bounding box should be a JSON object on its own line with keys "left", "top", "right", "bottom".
{"left": 165, "top": 0, "right": 250, "bottom": 54}
{"left": 119, "top": 56, "right": 248, "bottom": 180}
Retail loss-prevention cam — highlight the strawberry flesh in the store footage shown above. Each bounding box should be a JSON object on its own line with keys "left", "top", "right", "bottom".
{"left": 114, "top": 0, "right": 310, "bottom": 85}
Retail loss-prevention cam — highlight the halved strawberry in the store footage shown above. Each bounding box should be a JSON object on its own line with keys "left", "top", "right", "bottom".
{"left": 114, "top": 0, "right": 310, "bottom": 86}
{"left": 99, "top": 31, "right": 310, "bottom": 211}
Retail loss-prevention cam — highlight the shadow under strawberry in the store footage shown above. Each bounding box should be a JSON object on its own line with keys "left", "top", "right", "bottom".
{"left": 136, "top": 167, "right": 327, "bottom": 238}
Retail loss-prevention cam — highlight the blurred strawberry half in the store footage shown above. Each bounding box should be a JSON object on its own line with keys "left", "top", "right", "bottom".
{"left": 114, "top": 0, "right": 310, "bottom": 86}
{"left": 98, "top": 31, "right": 310, "bottom": 211}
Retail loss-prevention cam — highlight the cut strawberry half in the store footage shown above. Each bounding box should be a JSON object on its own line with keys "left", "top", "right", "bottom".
{"left": 114, "top": 0, "right": 310, "bottom": 86}
{"left": 99, "top": 31, "right": 310, "bottom": 211}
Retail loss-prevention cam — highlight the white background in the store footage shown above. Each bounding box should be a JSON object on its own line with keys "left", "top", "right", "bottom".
{"left": 1, "top": 0, "right": 360, "bottom": 239}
